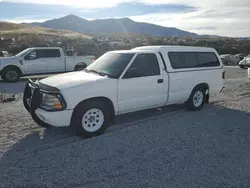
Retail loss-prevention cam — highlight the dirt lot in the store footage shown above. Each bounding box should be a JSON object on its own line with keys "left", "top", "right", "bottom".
{"left": 0, "top": 67, "right": 250, "bottom": 188}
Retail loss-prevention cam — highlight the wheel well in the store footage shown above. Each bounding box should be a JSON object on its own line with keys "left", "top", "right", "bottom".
{"left": 2, "top": 65, "right": 22, "bottom": 75}
{"left": 193, "top": 83, "right": 209, "bottom": 91}
{"left": 71, "top": 97, "right": 115, "bottom": 125}
{"left": 74, "top": 62, "right": 87, "bottom": 70}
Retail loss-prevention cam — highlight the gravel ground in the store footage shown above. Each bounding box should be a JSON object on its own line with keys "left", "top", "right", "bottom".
{"left": 0, "top": 67, "right": 250, "bottom": 188}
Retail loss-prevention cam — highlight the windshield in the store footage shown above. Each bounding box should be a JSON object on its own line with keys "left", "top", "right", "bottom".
{"left": 85, "top": 53, "right": 135, "bottom": 78}
{"left": 15, "top": 48, "right": 31, "bottom": 57}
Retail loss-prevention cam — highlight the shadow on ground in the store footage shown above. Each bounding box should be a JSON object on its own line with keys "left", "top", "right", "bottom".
{"left": 0, "top": 104, "right": 250, "bottom": 187}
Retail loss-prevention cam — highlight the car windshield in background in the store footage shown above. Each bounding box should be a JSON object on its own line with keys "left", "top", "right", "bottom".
{"left": 15, "top": 49, "right": 31, "bottom": 57}
{"left": 85, "top": 53, "right": 135, "bottom": 78}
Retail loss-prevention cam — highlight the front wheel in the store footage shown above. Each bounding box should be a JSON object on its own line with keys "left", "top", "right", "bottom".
{"left": 186, "top": 87, "right": 206, "bottom": 111}
{"left": 71, "top": 101, "right": 110, "bottom": 138}
{"left": 2, "top": 68, "right": 21, "bottom": 82}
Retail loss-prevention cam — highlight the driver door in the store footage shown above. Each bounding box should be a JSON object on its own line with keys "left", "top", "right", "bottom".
{"left": 118, "top": 53, "right": 166, "bottom": 114}
{"left": 22, "top": 50, "right": 47, "bottom": 75}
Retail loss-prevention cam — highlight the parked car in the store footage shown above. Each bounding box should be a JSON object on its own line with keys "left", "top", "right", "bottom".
{"left": 0, "top": 47, "right": 95, "bottom": 82}
{"left": 23, "top": 45, "right": 225, "bottom": 138}
{"left": 239, "top": 54, "right": 250, "bottom": 69}
{"left": 219, "top": 54, "right": 239, "bottom": 65}
{"left": 0, "top": 51, "right": 10, "bottom": 57}
{"left": 235, "top": 53, "right": 245, "bottom": 61}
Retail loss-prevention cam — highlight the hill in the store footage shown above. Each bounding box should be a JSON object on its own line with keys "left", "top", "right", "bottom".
{"left": 30, "top": 14, "right": 198, "bottom": 37}
{"left": 0, "top": 22, "right": 91, "bottom": 39}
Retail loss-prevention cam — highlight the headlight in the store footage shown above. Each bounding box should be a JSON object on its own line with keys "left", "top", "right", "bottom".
{"left": 40, "top": 93, "right": 65, "bottom": 111}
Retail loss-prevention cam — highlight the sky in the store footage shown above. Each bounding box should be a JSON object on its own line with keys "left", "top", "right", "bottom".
{"left": 0, "top": 0, "right": 250, "bottom": 37}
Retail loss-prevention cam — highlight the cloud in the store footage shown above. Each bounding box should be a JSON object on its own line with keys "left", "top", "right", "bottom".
{"left": 1, "top": 0, "right": 250, "bottom": 37}
{"left": 0, "top": 0, "right": 133, "bottom": 8}
{"left": 4, "top": 19, "right": 48, "bottom": 23}
{"left": 129, "top": 0, "right": 250, "bottom": 37}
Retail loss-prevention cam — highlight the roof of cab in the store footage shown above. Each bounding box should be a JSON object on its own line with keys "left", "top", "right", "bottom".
{"left": 107, "top": 49, "right": 154, "bottom": 54}
{"left": 108, "top": 45, "right": 217, "bottom": 54}
{"left": 133, "top": 45, "right": 216, "bottom": 52}
{"left": 28, "top": 47, "right": 62, "bottom": 50}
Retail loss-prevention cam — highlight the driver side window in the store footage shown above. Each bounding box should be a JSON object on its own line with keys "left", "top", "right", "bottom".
{"left": 24, "top": 50, "right": 37, "bottom": 60}
{"left": 123, "top": 53, "right": 160, "bottom": 79}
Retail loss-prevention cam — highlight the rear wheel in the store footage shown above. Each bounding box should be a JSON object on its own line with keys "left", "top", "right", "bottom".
{"left": 186, "top": 87, "right": 206, "bottom": 111}
{"left": 72, "top": 101, "right": 110, "bottom": 138}
{"left": 2, "top": 68, "right": 21, "bottom": 82}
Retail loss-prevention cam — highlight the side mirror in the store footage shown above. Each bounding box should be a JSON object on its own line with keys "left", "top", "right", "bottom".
{"left": 24, "top": 54, "right": 36, "bottom": 60}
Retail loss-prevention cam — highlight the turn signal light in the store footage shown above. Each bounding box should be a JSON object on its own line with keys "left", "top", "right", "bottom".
{"left": 54, "top": 103, "right": 63, "bottom": 109}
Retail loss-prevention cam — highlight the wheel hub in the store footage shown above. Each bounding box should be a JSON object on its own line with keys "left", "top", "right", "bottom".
{"left": 82, "top": 108, "right": 104, "bottom": 132}
{"left": 6, "top": 71, "right": 18, "bottom": 81}
{"left": 88, "top": 116, "right": 95, "bottom": 123}
{"left": 193, "top": 91, "right": 203, "bottom": 107}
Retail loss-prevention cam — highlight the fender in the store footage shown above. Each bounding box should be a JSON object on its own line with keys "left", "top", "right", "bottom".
{"left": 0, "top": 57, "right": 23, "bottom": 72}
{"left": 2, "top": 65, "right": 22, "bottom": 75}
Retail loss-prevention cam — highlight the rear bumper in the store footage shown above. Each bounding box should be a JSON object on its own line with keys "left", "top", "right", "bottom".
{"left": 23, "top": 79, "right": 71, "bottom": 127}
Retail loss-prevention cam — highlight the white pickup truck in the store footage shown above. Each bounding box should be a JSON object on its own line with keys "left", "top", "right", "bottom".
{"left": 23, "top": 46, "right": 225, "bottom": 138}
{"left": 0, "top": 47, "right": 95, "bottom": 82}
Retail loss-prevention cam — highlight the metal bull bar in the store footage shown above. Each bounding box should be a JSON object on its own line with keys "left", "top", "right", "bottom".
{"left": 23, "top": 79, "right": 52, "bottom": 128}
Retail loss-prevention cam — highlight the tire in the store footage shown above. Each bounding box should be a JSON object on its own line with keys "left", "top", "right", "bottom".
{"left": 186, "top": 87, "right": 206, "bottom": 111}
{"left": 1, "top": 74, "right": 6, "bottom": 80}
{"left": 2, "top": 67, "right": 21, "bottom": 82}
{"left": 71, "top": 100, "right": 110, "bottom": 138}
{"left": 74, "top": 64, "right": 87, "bottom": 71}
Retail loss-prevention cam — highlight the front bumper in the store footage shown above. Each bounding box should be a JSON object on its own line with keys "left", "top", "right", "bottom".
{"left": 23, "top": 79, "right": 72, "bottom": 127}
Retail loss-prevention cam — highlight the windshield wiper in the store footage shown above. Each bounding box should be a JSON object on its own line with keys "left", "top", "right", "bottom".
{"left": 85, "top": 69, "right": 116, "bottom": 78}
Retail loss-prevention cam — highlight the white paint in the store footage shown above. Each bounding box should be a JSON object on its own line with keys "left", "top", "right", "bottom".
{"left": 31, "top": 45, "right": 224, "bottom": 127}
{"left": 0, "top": 47, "right": 95, "bottom": 79}
{"left": 35, "top": 108, "right": 73, "bottom": 127}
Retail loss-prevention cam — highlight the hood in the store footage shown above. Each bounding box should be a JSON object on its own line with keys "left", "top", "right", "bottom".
{"left": 39, "top": 71, "right": 110, "bottom": 90}
{"left": 0, "top": 56, "right": 19, "bottom": 64}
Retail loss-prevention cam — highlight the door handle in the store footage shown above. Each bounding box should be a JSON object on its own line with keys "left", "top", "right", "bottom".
{"left": 157, "top": 79, "right": 163, "bottom": 83}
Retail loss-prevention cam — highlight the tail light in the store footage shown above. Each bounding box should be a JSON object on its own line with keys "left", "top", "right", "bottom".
{"left": 222, "top": 71, "right": 225, "bottom": 79}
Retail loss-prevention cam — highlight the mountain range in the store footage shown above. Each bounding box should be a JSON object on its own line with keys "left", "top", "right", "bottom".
{"left": 29, "top": 14, "right": 200, "bottom": 37}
